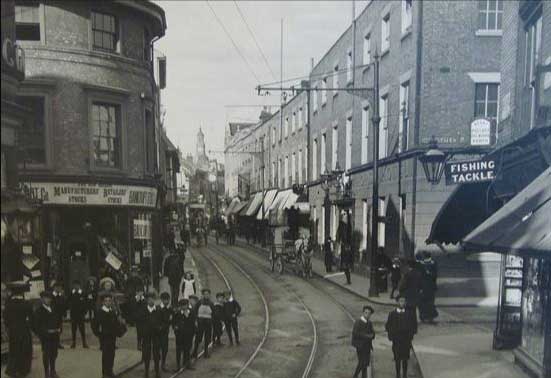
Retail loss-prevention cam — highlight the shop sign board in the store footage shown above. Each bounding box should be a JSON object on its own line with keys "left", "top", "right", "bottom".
{"left": 470, "top": 118, "right": 494, "bottom": 146}
{"left": 133, "top": 219, "right": 152, "bottom": 240}
{"left": 444, "top": 158, "right": 496, "bottom": 185}
{"left": 20, "top": 182, "right": 158, "bottom": 208}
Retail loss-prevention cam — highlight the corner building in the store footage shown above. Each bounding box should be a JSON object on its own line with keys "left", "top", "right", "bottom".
{"left": 307, "top": 0, "right": 503, "bottom": 259}
{"left": 15, "top": 0, "right": 167, "bottom": 289}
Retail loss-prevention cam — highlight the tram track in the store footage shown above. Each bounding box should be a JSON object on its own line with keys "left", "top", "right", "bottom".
{"left": 207, "top": 242, "right": 319, "bottom": 378}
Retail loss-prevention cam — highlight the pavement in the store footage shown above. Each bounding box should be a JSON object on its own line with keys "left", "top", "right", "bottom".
{"left": 237, "top": 239, "right": 530, "bottom": 378}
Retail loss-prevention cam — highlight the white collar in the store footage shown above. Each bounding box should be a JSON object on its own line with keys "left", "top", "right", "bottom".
{"left": 43, "top": 304, "right": 52, "bottom": 312}
{"left": 160, "top": 303, "right": 170, "bottom": 309}
{"left": 53, "top": 291, "right": 61, "bottom": 297}
{"left": 396, "top": 308, "right": 405, "bottom": 313}
{"left": 147, "top": 305, "right": 156, "bottom": 313}
{"left": 136, "top": 295, "right": 144, "bottom": 301}
{"left": 360, "top": 316, "right": 368, "bottom": 323}
{"left": 72, "top": 289, "right": 82, "bottom": 294}
{"left": 102, "top": 305, "right": 110, "bottom": 312}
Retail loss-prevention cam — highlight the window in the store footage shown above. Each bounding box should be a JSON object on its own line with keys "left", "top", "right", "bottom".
{"left": 379, "top": 96, "right": 388, "bottom": 159}
{"left": 145, "top": 109, "right": 155, "bottom": 172}
{"left": 382, "top": 13, "right": 390, "bottom": 51}
{"left": 345, "top": 116, "right": 352, "bottom": 170}
{"left": 332, "top": 125, "right": 338, "bottom": 170}
{"left": 298, "top": 107, "right": 303, "bottom": 129}
{"left": 284, "top": 156, "right": 289, "bottom": 187}
{"left": 478, "top": 0, "right": 503, "bottom": 31}
{"left": 143, "top": 28, "right": 152, "bottom": 61}
{"left": 399, "top": 82, "right": 410, "bottom": 153}
{"left": 285, "top": 116, "right": 289, "bottom": 138}
{"left": 272, "top": 126, "right": 276, "bottom": 146}
{"left": 347, "top": 50, "right": 353, "bottom": 83}
{"left": 92, "top": 103, "right": 120, "bottom": 168}
{"left": 322, "top": 78, "right": 328, "bottom": 105}
{"left": 272, "top": 161, "right": 276, "bottom": 187}
{"left": 298, "top": 148, "right": 303, "bottom": 184}
{"left": 92, "top": 11, "right": 118, "bottom": 52}
{"left": 321, "top": 133, "right": 327, "bottom": 174}
{"left": 361, "top": 105, "right": 369, "bottom": 164}
{"left": 278, "top": 159, "right": 282, "bottom": 187}
{"left": 15, "top": 4, "right": 40, "bottom": 41}
{"left": 313, "top": 84, "right": 319, "bottom": 112}
{"left": 361, "top": 200, "right": 368, "bottom": 250}
{"left": 333, "top": 65, "right": 339, "bottom": 95}
{"left": 378, "top": 197, "right": 386, "bottom": 247}
{"left": 523, "top": 10, "right": 542, "bottom": 129}
{"left": 291, "top": 153, "right": 296, "bottom": 184}
{"left": 292, "top": 112, "right": 297, "bottom": 133}
{"left": 313, "top": 138, "right": 318, "bottom": 180}
{"left": 17, "top": 95, "right": 46, "bottom": 164}
{"left": 475, "top": 83, "right": 499, "bottom": 122}
{"left": 304, "top": 147, "right": 308, "bottom": 181}
{"left": 363, "top": 34, "right": 371, "bottom": 66}
{"left": 401, "top": 0, "right": 413, "bottom": 33}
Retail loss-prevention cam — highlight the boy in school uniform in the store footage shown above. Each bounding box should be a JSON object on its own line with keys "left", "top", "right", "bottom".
{"left": 192, "top": 289, "right": 215, "bottom": 359}
{"left": 212, "top": 292, "right": 225, "bottom": 346}
{"left": 172, "top": 299, "right": 196, "bottom": 372}
{"left": 141, "top": 292, "right": 162, "bottom": 378}
{"left": 68, "top": 280, "right": 88, "bottom": 348}
{"left": 158, "top": 292, "right": 172, "bottom": 372}
{"left": 51, "top": 282, "right": 67, "bottom": 349}
{"left": 223, "top": 291, "right": 241, "bottom": 345}
{"left": 33, "top": 291, "right": 61, "bottom": 378}
{"left": 128, "top": 290, "right": 146, "bottom": 350}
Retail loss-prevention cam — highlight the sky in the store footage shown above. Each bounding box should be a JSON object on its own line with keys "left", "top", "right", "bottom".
{"left": 155, "top": 0, "right": 368, "bottom": 161}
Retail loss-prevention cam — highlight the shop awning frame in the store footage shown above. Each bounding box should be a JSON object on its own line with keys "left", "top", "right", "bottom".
{"left": 256, "top": 189, "right": 278, "bottom": 220}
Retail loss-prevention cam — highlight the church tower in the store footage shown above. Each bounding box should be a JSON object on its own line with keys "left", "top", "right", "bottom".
{"left": 195, "top": 127, "right": 209, "bottom": 171}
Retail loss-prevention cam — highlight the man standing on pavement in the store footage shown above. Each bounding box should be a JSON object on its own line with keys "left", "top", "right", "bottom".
{"left": 92, "top": 293, "right": 125, "bottom": 378}
{"left": 324, "top": 236, "right": 334, "bottom": 273}
{"left": 141, "top": 292, "right": 162, "bottom": 378}
{"left": 351, "top": 305, "right": 375, "bottom": 378}
{"left": 192, "top": 288, "right": 215, "bottom": 359}
{"left": 212, "top": 292, "right": 225, "bottom": 346}
{"left": 68, "top": 280, "right": 88, "bottom": 348}
{"left": 163, "top": 251, "right": 183, "bottom": 308}
{"left": 33, "top": 291, "right": 61, "bottom": 378}
{"left": 172, "top": 299, "right": 196, "bottom": 372}
{"left": 51, "top": 282, "right": 67, "bottom": 349}
{"left": 158, "top": 292, "right": 172, "bottom": 372}
{"left": 398, "top": 260, "right": 422, "bottom": 316}
{"left": 419, "top": 252, "right": 438, "bottom": 323}
{"left": 223, "top": 290, "right": 241, "bottom": 346}
{"left": 385, "top": 296, "right": 418, "bottom": 378}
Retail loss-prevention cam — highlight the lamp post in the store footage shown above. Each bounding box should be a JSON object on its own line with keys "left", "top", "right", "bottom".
{"left": 419, "top": 136, "right": 447, "bottom": 185}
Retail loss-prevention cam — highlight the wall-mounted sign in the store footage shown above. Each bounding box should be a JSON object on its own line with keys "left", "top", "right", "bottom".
{"left": 445, "top": 158, "right": 496, "bottom": 185}
{"left": 20, "top": 182, "right": 158, "bottom": 208}
{"left": 470, "top": 118, "right": 494, "bottom": 146}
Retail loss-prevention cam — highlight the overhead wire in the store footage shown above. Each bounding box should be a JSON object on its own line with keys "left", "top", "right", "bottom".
{"left": 206, "top": 1, "right": 261, "bottom": 84}
{"left": 233, "top": 1, "right": 278, "bottom": 82}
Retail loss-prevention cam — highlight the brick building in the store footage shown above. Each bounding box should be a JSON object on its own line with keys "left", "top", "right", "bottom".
{"left": 13, "top": 0, "right": 168, "bottom": 290}
{"left": 307, "top": 0, "right": 503, "bottom": 260}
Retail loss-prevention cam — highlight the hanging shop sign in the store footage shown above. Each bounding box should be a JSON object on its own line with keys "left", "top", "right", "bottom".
{"left": 20, "top": 182, "right": 158, "bottom": 208}
{"left": 444, "top": 158, "right": 496, "bottom": 185}
{"left": 133, "top": 219, "right": 152, "bottom": 240}
{"left": 470, "top": 118, "right": 495, "bottom": 146}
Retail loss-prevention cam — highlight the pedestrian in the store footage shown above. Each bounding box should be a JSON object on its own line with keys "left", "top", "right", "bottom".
{"left": 341, "top": 244, "right": 353, "bottom": 285}
{"left": 212, "top": 292, "right": 225, "bottom": 346}
{"left": 192, "top": 288, "right": 215, "bottom": 359}
{"left": 385, "top": 296, "right": 418, "bottom": 378}
{"left": 51, "top": 282, "right": 66, "bottom": 349}
{"left": 398, "top": 260, "right": 422, "bottom": 315}
{"left": 141, "top": 292, "right": 162, "bottom": 378}
{"left": 389, "top": 258, "right": 401, "bottom": 300}
{"left": 128, "top": 289, "right": 146, "bottom": 350}
{"left": 84, "top": 277, "right": 98, "bottom": 321}
{"left": 172, "top": 299, "right": 196, "bottom": 372}
{"left": 223, "top": 290, "right": 241, "bottom": 346}
{"left": 158, "top": 292, "right": 172, "bottom": 372}
{"left": 351, "top": 305, "right": 375, "bottom": 378}
{"left": 419, "top": 252, "right": 438, "bottom": 323}
{"left": 180, "top": 272, "right": 196, "bottom": 301}
{"left": 3, "top": 282, "right": 33, "bottom": 378}
{"left": 68, "top": 280, "right": 88, "bottom": 348}
{"left": 163, "top": 252, "right": 183, "bottom": 307}
{"left": 92, "top": 293, "right": 126, "bottom": 378}
{"left": 324, "top": 236, "right": 334, "bottom": 273}
{"left": 32, "top": 291, "right": 61, "bottom": 378}
{"left": 336, "top": 211, "right": 353, "bottom": 284}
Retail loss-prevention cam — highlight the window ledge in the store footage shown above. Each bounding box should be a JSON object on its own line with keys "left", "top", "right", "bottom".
{"left": 381, "top": 47, "right": 390, "bottom": 58}
{"left": 401, "top": 28, "right": 412, "bottom": 41}
{"left": 475, "top": 30, "right": 502, "bottom": 37}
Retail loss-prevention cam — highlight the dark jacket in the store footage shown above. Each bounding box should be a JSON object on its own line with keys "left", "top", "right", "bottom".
{"left": 223, "top": 299, "right": 241, "bottom": 320}
{"left": 351, "top": 318, "right": 375, "bottom": 349}
{"left": 385, "top": 308, "right": 417, "bottom": 342}
{"left": 157, "top": 305, "right": 173, "bottom": 334}
{"left": 51, "top": 291, "right": 67, "bottom": 324}
{"left": 92, "top": 307, "right": 120, "bottom": 339}
{"left": 4, "top": 297, "right": 33, "bottom": 334}
{"left": 127, "top": 296, "right": 146, "bottom": 326}
{"left": 172, "top": 310, "right": 195, "bottom": 338}
{"left": 32, "top": 305, "right": 60, "bottom": 339}
{"left": 398, "top": 268, "right": 423, "bottom": 306}
{"left": 164, "top": 254, "right": 183, "bottom": 286}
{"left": 68, "top": 289, "right": 87, "bottom": 320}
{"left": 193, "top": 299, "right": 215, "bottom": 321}
{"left": 140, "top": 306, "right": 163, "bottom": 337}
{"left": 213, "top": 302, "right": 224, "bottom": 323}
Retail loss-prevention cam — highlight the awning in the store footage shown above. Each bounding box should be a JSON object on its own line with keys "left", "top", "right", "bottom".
{"left": 256, "top": 189, "right": 278, "bottom": 220}
{"left": 267, "top": 190, "right": 288, "bottom": 214}
{"left": 245, "top": 192, "right": 264, "bottom": 216}
{"left": 281, "top": 192, "right": 299, "bottom": 210}
{"left": 230, "top": 201, "right": 249, "bottom": 215}
{"left": 224, "top": 197, "right": 241, "bottom": 216}
{"left": 462, "top": 167, "right": 551, "bottom": 255}
{"left": 237, "top": 199, "right": 253, "bottom": 216}
{"left": 189, "top": 203, "right": 206, "bottom": 210}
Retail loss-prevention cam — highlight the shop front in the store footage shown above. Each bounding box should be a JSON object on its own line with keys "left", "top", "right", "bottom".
{"left": 20, "top": 181, "right": 160, "bottom": 294}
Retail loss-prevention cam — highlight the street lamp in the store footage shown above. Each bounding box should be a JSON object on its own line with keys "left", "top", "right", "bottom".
{"left": 419, "top": 136, "right": 447, "bottom": 185}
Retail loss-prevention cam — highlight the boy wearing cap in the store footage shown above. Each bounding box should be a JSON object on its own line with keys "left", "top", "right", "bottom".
{"left": 68, "top": 280, "right": 88, "bottom": 348}
{"left": 129, "top": 289, "right": 146, "bottom": 350}
{"left": 223, "top": 291, "right": 241, "bottom": 345}
{"left": 51, "top": 282, "right": 66, "bottom": 349}
{"left": 33, "top": 291, "right": 61, "bottom": 378}
{"left": 172, "top": 299, "right": 196, "bottom": 372}
{"left": 141, "top": 292, "right": 162, "bottom": 378}
{"left": 212, "top": 292, "right": 225, "bottom": 346}
{"left": 385, "top": 296, "right": 418, "bottom": 378}
{"left": 158, "top": 292, "right": 172, "bottom": 372}
{"left": 351, "top": 305, "right": 375, "bottom": 378}
{"left": 192, "top": 288, "right": 215, "bottom": 359}
{"left": 92, "top": 293, "right": 122, "bottom": 378}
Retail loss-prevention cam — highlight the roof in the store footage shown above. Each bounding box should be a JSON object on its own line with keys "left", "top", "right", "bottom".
{"left": 229, "top": 122, "right": 255, "bottom": 136}
{"left": 462, "top": 167, "right": 551, "bottom": 255}
{"left": 116, "top": 0, "right": 167, "bottom": 37}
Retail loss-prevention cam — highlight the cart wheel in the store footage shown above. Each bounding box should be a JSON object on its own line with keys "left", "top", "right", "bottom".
{"left": 276, "top": 256, "right": 284, "bottom": 275}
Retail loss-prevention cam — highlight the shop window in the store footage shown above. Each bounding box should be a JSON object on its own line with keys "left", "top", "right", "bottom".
{"left": 347, "top": 50, "right": 353, "bottom": 83}
{"left": 475, "top": 83, "right": 499, "bottom": 122}
{"left": 15, "top": 3, "right": 41, "bottom": 41}
{"left": 92, "top": 11, "right": 118, "bottom": 52}
{"left": 333, "top": 65, "right": 339, "bottom": 95}
{"left": 92, "top": 102, "right": 120, "bottom": 168}
{"left": 345, "top": 116, "right": 352, "bottom": 170}
{"left": 477, "top": 0, "right": 503, "bottom": 31}
{"left": 321, "top": 78, "right": 327, "bottom": 105}
{"left": 17, "top": 95, "right": 46, "bottom": 165}
{"left": 522, "top": 8, "right": 542, "bottom": 129}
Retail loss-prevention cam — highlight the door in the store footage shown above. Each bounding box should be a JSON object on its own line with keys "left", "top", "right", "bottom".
{"left": 67, "top": 240, "right": 90, "bottom": 287}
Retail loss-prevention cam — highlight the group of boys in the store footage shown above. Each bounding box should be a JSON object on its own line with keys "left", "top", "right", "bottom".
{"left": 130, "top": 288, "right": 242, "bottom": 378}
